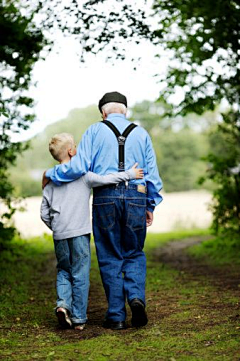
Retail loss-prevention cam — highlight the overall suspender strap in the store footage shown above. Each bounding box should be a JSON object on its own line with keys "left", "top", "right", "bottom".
{"left": 102, "top": 120, "right": 138, "bottom": 171}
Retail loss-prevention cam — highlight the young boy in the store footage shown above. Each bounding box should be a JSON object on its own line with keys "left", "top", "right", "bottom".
{"left": 40, "top": 133, "right": 143, "bottom": 331}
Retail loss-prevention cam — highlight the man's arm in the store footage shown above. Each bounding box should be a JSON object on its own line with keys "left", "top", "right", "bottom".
{"left": 145, "top": 133, "right": 163, "bottom": 214}
{"left": 40, "top": 190, "right": 52, "bottom": 229}
{"left": 44, "top": 126, "right": 94, "bottom": 186}
{"left": 83, "top": 164, "right": 143, "bottom": 188}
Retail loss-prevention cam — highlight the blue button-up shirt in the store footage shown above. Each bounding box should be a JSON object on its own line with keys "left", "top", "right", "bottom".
{"left": 46, "top": 113, "right": 163, "bottom": 212}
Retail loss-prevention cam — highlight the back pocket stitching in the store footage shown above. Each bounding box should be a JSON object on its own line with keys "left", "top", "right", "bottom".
{"left": 127, "top": 203, "right": 146, "bottom": 231}
{"left": 94, "top": 202, "right": 115, "bottom": 230}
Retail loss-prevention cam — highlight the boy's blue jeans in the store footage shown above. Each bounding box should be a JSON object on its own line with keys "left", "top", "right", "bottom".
{"left": 53, "top": 234, "right": 91, "bottom": 324}
{"left": 93, "top": 183, "right": 147, "bottom": 322}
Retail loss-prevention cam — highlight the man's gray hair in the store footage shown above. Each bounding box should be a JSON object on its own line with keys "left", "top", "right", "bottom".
{"left": 101, "top": 102, "right": 127, "bottom": 116}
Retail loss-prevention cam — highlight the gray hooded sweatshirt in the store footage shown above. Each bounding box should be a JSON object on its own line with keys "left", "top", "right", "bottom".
{"left": 40, "top": 169, "right": 135, "bottom": 240}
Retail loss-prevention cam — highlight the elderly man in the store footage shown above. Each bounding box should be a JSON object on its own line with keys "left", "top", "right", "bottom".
{"left": 43, "top": 91, "right": 163, "bottom": 330}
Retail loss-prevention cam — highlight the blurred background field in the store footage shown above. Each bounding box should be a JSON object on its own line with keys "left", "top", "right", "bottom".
{"left": 9, "top": 190, "right": 212, "bottom": 237}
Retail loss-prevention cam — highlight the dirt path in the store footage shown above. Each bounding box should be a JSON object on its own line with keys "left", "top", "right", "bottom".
{"left": 60, "top": 235, "right": 240, "bottom": 341}
{"left": 154, "top": 236, "right": 240, "bottom": 291}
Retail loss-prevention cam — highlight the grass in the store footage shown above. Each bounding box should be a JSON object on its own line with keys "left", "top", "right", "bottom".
{"left": 144, "top": 229, "right": 211, "bottom": 251}
{"left": 188, "top": 234, "right": 240, "bottom": 265}
{"left": 0, "top": 231, "right": 240, "bottom": 360}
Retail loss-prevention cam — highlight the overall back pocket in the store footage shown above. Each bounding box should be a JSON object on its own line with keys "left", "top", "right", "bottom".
{"left": 93, "top": 202, "right": 115, "bottom": 230}
{"left": 126, "top": 203, "right": 146, "bottom": 231}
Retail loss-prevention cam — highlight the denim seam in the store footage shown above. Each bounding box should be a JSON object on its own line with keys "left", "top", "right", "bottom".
{"left": 94, "top": 196, "right": 146, "bottom": 200}
{"left": 128, "top": 203, "right": 146, "bottom": 207}
{"left": 94, "top": 201, "right": 115, "bottom": 206}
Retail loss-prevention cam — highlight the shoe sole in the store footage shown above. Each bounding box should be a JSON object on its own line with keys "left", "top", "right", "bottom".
{"left": 131, "top": 303, "right": 148, "bottom": 327}
{"left": 109, "top": 324, "right": 126, "bottom": 330}
{"left": 57, "top": 310, "right": 72, "bottom": 329}
{"left": 103, "top": 322, "right": 126, "bottom": 330}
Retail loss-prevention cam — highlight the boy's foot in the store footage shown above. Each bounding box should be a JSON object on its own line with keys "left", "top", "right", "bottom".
{"left": 73, "top": 323, "right": 86, "bottom": 331}
{"left": 56, "top": 307, "right": 72, "bottom": 328}
{"left": 130, "top": 298, "right": 148, "bottom": 327}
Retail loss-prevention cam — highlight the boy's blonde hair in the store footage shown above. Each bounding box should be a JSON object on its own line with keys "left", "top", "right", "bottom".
{"left": 49, "top": 133, "right": 75, "bottom": 162}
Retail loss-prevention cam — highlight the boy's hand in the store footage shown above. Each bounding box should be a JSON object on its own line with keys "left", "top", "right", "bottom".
{"left": 42, "top": 171, "right": 49, "bottom": 189}
{"left": 131, "top": 163, "right": 144, "bottom": 179}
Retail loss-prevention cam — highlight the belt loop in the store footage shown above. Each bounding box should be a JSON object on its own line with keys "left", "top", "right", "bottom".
{"left": 125, "top": 180, "right": 128, "bottom": 189}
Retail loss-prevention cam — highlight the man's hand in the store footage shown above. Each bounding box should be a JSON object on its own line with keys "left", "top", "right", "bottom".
{"left": 146, "top": 210, "right": 153, "bottom": 227}
{"left": 42, "top": 171, "right": 49, "bottom": 189}
{"left": 131, "top": 163, "right": 144, "bottom": 179}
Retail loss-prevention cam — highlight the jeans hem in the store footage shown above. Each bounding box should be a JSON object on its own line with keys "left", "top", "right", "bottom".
{"left": 128, "top": 296, "right": 146, "bottom": 307}
{"left": 106, "top": 318, "right": 126, "bottom": 322}
{"left": 71, "top": 317, "right": 87, "bottom": 324}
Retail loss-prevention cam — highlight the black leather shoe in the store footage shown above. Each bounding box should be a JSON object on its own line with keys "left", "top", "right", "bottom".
{"left": 103, "top": 320, "right": 126, "bottom": 330}
{"left": 130, "top": 298, "right": 148, "bottom": 327}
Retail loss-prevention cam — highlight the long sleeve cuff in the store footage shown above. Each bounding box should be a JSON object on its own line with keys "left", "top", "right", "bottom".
{"left": 45, "top": 168, "right": 53, "bottom": 178}
{"left": 146, "top": 192, "right": 163, "bottom": 213}
{"left": 45, "top": 168, "right": 63, "bottom": 186}
{"left": 125, "top": 169, "right": 136, "bottom": 180}
{"left": 146, "top": 205, "right": 155, "bottom": 213}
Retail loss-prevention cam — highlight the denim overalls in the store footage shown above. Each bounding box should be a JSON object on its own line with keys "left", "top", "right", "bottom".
{"left": 93, "top": 182, "right": 147, "bottom": 322}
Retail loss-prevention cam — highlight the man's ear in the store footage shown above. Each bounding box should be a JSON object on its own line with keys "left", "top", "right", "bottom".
{"left": 102, "top": 110, "right": 107, "bottom": 120}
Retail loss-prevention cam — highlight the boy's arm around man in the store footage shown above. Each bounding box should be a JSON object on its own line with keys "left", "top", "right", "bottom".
{"left": 83, "top": 167, "right": 141, "bottom": 188}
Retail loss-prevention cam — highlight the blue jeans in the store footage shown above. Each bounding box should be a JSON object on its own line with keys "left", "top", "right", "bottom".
{"left": 93, "top": 182, "right": 147, "bottom": 322}
{"left": 53, "top": 234, "right": 91, "bottom": 324}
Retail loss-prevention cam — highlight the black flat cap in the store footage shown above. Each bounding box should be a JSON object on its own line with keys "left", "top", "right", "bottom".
{"left": 98, "top": 91, "right": 127, "bottom": 113}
